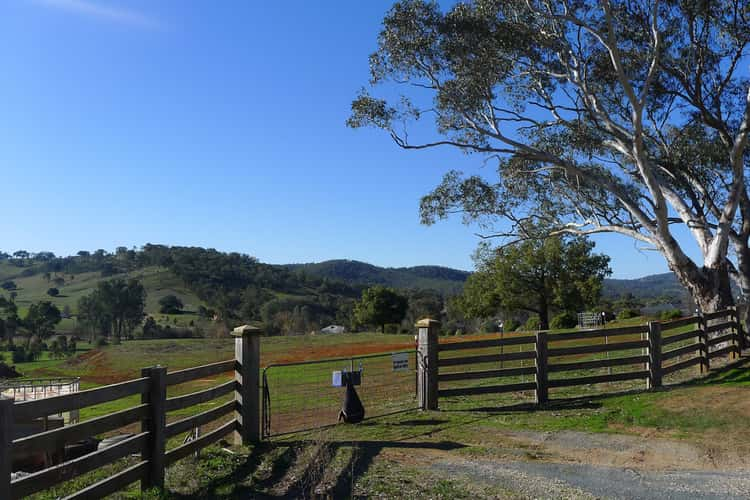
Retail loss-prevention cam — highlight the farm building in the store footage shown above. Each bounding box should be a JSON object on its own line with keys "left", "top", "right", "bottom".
{"left": 320, "top": 325, "right": 346, "bottom": 334}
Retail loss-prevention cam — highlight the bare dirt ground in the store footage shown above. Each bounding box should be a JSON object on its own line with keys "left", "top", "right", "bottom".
{"left": 369, "top": 405, "right": 750, "bottom": 499}
{"left": 374, "top": 426, "right": 750, "bottom": 499}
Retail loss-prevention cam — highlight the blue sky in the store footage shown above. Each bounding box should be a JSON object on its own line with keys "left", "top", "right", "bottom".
{"left": 0, "top": 1, "right": 693, "bottom": 278}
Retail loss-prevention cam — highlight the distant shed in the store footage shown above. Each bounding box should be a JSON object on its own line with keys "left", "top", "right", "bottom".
{"left": 320, "top": 325, "right": 346, "bottom": 334}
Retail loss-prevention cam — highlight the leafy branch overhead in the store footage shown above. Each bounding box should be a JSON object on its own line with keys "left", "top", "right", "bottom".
{"left": 350, "top": 0, "right": 750, "bottom": 312}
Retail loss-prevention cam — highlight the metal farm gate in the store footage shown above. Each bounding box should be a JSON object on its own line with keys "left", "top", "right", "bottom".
{"left": 261, "top": 350, "right": 418, "bottom": 438}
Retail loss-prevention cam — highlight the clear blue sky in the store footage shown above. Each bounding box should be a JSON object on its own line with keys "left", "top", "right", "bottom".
{"left": 0, "top": 0, "right": 696, "bottom": 278}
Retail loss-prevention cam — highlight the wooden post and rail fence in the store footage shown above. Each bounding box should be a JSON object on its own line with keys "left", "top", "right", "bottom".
{"left": 417, "top": 307, "right": 747, "bottom": 410}
{"left": 1, "top": 309, "right": 747, "bottom": 498}
{"left": 0, "top": 325, "right": 261, "bottom": 499}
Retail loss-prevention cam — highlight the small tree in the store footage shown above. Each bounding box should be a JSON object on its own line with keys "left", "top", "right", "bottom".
{"left": 159, "top": 295, "right": 184, "bottom": 314}
{"left": 24, "top": 301, "right": 62, "bottom": 340}
{"left": 353, "top": 286, "right": 408, "bottom": 333}
{"left": 460, "top": 235, "right": 611, "bottom": 330}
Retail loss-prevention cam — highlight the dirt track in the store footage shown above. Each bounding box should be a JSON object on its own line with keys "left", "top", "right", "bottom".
{"left": 430, "top": 457, "right": 750, "bottom": 499}
{"left": 380, "top": 428, "right": 750, "bottom": 499}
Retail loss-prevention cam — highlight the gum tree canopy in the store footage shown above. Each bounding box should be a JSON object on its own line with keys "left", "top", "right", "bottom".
{"left": 349, "top": 0, "right": 750, "bottom": 313}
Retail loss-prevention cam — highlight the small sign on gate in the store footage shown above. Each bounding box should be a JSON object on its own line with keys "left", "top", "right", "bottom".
{"left": 392, "top": 352, "right": 409, "bottom": 372}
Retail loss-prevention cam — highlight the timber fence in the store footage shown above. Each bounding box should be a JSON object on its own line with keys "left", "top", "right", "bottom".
{"left": 0, "top": 325, "right": 261, "bottom": 499}
{"left": 418, "top": 307, "right": 747, "bottom": 409}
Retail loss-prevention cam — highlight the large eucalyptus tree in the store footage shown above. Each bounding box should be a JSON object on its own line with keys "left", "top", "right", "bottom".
{"left": 349, "top": 0, "right": 750, "bottom": 313}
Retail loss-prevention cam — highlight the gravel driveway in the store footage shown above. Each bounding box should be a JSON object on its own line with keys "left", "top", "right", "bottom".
{"left": 431, "top": 458, "right": 750, "bottom": 499}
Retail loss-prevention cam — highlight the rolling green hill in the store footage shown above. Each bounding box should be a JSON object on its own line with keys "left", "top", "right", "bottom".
{"left": 5, "top": 266, "right": 208, "bottom": 333}
{"left": 285, "top": 259, "right": 470, "bottom": 294}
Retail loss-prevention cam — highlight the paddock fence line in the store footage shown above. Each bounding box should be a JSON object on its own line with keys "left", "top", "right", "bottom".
{"left": 420, "top": 307, "right": 747, "bottom": 408}
{"left": 0, "top": 325, "right": 261, "bottom": 500}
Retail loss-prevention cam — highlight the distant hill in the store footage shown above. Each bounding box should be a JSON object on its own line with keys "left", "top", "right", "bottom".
{"left": 285, "top": 259, "right": 471, "bottom": 294}
{"left": 603, "top": 273, "right": 687, "bottom": 301}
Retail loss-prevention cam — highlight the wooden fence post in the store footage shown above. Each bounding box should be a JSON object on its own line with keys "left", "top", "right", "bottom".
{"left": 141, "top": 365, "right": 166, "bottom": 492}
{"left": 535, "top": 332, "right": 548, "bottom": 405}
{"left": 698, "top": 313, "right": 709, "bottom": 373}
{"left": 646, "top": 321, "right": 662, "bottom": 389}
{"left": 0, "top": 396, "right": 13, "bottom": 500}
{"left": 738, "top": 303, "right": 750, "bottom": 350}
{"left": 416, "top": 318, "right": 439, "bottom": 411}
{"left": 730, "top": 305, "right": 742, "bottom": 357}
{"left": 233, "top": 324, "right": 261, "bottom": 445}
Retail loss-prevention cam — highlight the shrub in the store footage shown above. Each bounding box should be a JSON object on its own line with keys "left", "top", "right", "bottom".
{"left": 480, "top": 319, "right": 498, "bottom": 333}
{"left": 12, "top": 348, "right": 26, "bottom": 363}
{"left": 95, "top": 336, "right": 108, "bottom": 347}
{"left": 660, "top": 309, "right": 683, "bottom": 321}
{"left": 503, "top": 319, "right": 520, "bottom": 332}
{"left": 46, "top": 287, "right": 60, "bottom": 297}
{"left": 159, "top": 295, "right": 184, "bottom": 314}
{"left": 550, "top": 311, "right": 578, "bottom": 329}
{"left": 616, "top": 308, "right": 640, "bottom": 320}
{"left": 0, "top": 281, "right": 16, "bottom": 291}
{"left": 522, "top": 316, "right": 541, "bottom": 331}
{"left": 28, "top": 341, "right": 42, "bottom": 361}
{"left": 384, "top": 324, "right": 399, "bottom": 334}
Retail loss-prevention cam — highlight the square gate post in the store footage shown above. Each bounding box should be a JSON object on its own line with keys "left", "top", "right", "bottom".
{"left": 141, "top": 365, "right": 166, "bottom": 491}
{"left": 646, "top": 321, "right": 662, "bottom": 389}
{"left": 233, "top": 324, "right": 262, "bottom": 445}
{"left": 416, "top": 318, "right": 439, "bottom": 411}
{"left": 0, "top": 396, "right": 12, "bottom": 500}
{"left": 698, "top": 312, "right": 709, "bottom": 373}
{"left": 534, "top": 332, "right": 548, "bottom": 405}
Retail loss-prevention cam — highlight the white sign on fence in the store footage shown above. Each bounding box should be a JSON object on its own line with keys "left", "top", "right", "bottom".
{"left": 392, "top": 352, "right": 409, "bottom": 372}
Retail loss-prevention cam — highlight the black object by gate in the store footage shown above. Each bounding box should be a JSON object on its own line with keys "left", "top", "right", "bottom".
{"left": 262, "top": 350, "right": 417, "bottom": 438}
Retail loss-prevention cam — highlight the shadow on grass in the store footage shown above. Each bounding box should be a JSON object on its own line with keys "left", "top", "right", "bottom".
{"left": 175, "top": 437, "right": 466, "bottom": 499}
{"left": 392, "top": 418, "right": 449, "bottom": 426}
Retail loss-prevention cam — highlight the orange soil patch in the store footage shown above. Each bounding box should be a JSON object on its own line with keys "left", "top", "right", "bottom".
{"left": 438, "top": 331, "right": 530, "bottom": 344}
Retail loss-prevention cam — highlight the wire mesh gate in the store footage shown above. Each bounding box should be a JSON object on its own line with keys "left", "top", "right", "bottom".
{"left": 262, "top": 350, "right": 418, "bottom": 438}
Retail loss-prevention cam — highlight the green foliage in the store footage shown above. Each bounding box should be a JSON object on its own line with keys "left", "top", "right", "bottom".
{"left": 46, "top": 287, "right": 60, "bottom": 297}
{"left": 1, "top": 280, "right": 16, "bottom": 291}
{"left": 25, "top": 301, "right": 62, "bottom": 339}
{"left": 350, "top": 0, "right": 749, "bottom": 315}
{"left": 502, "top": 319, "right": 520, "bottom": 332}
{"left": 353, "top": 286, "right": 409, "bottom": 333}
{"left": 617, "top": 309, "right": 640, "bottom": 320}
{"left": 158, "top": 294, "right": 184, "bottom": 314}
{"left": 660, "top": 309, "right": 683, "bottom": 321}
{"left": 95, "top": 336, "right": 108, "bottom": 347}
{"left": 77, "top": 278, "right": 146, "bottom": 341}
{"left": 12, "top": 347, "right": 27, "bottom": 363}
{"left": 460, "top": 235, "right": 610, "bottom": 329}
{"left": 550, "top": 311, "right": 578, "bottom": 329}
{"left": 522, "top": 316, "right": 540, "bottom": 331}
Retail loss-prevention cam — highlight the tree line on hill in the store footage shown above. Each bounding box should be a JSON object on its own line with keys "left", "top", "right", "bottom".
{"left": 0, "top": 241, "right": 685, "bottom": 345}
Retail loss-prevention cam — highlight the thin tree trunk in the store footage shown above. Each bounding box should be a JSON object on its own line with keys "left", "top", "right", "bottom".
{"left": 539, "top": 298, "right": 549, "bottom": 330}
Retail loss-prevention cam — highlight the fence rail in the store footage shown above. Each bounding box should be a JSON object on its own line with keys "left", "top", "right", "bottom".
{"left": 0, "top": 325, "right": 261, "bottom": 499}
{"left": 427, "top": 307, "right": 748, "bottom": 406}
